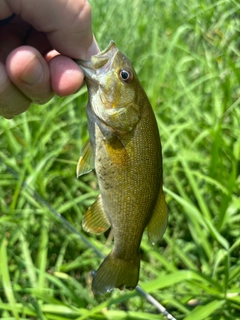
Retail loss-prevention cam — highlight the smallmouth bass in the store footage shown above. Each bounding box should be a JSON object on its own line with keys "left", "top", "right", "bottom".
{"left": 76, "top": 41, "right": 167, "bottom": 294}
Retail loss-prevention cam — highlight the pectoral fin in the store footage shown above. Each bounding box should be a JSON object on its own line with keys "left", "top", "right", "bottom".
{"left": 95, "top": 123, "right": 129, "bottom": 166}
{"left": 148, "top": 188, "right": 168, "bottom": 245}
{"left": 83, "top": 195, "right": 111, "bottom": 234}
{"left": 77, "top": 140, "right": 94, "bottom": 177}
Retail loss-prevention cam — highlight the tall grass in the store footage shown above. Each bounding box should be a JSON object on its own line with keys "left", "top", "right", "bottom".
{"left": 0, "top": 0, "right": 240, "bottom": 319}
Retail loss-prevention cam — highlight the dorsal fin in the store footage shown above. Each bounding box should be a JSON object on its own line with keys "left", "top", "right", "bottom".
{"left": 148, "top": 188, "right": 168, "bottom": 245}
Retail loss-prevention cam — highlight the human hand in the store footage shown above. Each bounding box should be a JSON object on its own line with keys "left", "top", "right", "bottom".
{"left": 0, "top": 0, "right": 99, "bottom": 119}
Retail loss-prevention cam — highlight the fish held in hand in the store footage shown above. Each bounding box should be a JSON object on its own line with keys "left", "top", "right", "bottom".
{"left": 76, "top": 41, "right": 168, "bottom": 294}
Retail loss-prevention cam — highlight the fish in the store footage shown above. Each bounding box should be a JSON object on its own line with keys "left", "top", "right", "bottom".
{"left": 75, "top": 41, "right": 168, "bottom": 295}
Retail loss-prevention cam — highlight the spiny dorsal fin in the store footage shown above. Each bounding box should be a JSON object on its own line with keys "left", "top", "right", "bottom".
{"left": 76, "top": 140, "right": 94, "bottom": 177}
{"left": 83, "top": 195, "right": 111, "bottom": 234}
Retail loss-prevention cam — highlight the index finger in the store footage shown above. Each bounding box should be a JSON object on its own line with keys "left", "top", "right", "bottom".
{"left": 4, "top": 0, "right": 99, "bottom": 59}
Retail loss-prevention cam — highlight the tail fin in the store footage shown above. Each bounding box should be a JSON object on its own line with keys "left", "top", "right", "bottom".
{"left": 91, "top": 253, "right": 140, "bottom": 294}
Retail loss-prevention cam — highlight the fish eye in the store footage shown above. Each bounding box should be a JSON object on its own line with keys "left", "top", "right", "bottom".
{"left": 119, "top": 69, "right": 133, "bottom": 83}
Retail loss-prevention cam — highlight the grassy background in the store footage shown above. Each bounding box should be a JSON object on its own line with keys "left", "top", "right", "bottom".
{"left": 0, "top": 0, "right": 240, "bottom": 319}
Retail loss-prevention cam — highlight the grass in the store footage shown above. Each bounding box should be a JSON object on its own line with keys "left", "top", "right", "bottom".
{"left": 0, "top": 0, "right": 240, "bottom": 319}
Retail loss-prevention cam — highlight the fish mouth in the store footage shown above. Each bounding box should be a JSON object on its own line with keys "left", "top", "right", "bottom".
{"left": 75, "top": 41, "right": 118, "bottom": 78}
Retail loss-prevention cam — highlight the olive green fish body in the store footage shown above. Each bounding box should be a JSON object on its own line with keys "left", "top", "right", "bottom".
{"left": 76, "top": 42, "right": 167, "bottom": 294}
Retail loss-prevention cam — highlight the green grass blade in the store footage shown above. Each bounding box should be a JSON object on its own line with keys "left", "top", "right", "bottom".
{"left": 183, "top": 300, "right": 225, "bottom": 320}
{"left": 0, "top": 238, "right": 20, "bottom": 320}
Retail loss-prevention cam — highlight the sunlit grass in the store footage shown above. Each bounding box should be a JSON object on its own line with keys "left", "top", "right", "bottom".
{"left": 0, "top": 0, "right": 240, "bottom": 319}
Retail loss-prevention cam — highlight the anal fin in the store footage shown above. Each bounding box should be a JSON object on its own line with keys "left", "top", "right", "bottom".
{"left": 83, "top": 195, "right": 111, "bottom": 234}
{"left": 148, "top": 188, "right": 168, "bottom": 245}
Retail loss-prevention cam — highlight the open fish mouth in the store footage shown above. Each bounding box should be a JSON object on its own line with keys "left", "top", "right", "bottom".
{"left": 75, "top": 41, "right": 118, "bottom": 78}
{"left": 91, "top": 41, "right": 117, "bottom": 69}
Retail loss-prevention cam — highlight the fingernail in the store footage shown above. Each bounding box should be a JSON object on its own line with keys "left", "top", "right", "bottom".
{"left": 84, "top": 36, "right": 101, "bottom": 60}
{"left": 20, "top": 57, "right": 44, "bottom": 85}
